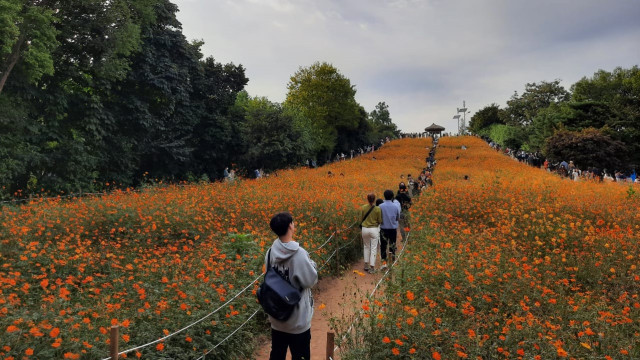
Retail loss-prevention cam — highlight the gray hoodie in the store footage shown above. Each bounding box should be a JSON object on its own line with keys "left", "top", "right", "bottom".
{"left": 265, "top": 238, "right": 318, "bottom": 334}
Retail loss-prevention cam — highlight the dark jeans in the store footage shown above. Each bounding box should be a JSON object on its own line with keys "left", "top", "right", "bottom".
{"left": 270, "top": 328, "right": 311, "bottom": 360}
{"left": 380, "top": 228, "right": 397, "bottom": 262}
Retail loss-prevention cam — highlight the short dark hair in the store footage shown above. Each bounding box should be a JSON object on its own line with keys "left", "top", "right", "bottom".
{"left": 270, "top": 212, "right": 293, "bottom": 237}
{"left": 384, "top": 189, "right": 394, "bottom": 200}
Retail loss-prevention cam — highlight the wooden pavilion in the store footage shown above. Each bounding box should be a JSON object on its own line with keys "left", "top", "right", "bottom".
{"left": 425, "top": 123, "right": 445, "bottom": 137}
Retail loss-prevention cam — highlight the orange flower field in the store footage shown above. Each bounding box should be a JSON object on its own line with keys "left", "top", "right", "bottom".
{"left": 339, "top": 136, "right": 640, "bottom": 359}
{"left": 0, "top": 138, "right": 429, "bottom": 359}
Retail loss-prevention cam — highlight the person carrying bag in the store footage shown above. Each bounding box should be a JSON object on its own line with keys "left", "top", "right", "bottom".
{"left": 360, "top": 193, "right": 383, "bottom": 273}
{"left": 258, "top": 212, "right": 317, "bottom": 360}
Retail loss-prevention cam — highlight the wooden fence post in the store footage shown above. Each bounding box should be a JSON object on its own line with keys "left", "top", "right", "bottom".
{"left": 326, "top": 331, "right": 335, "bottom": 360}
{"left": 110, "top": 326, "right": 119, "bottom": 360}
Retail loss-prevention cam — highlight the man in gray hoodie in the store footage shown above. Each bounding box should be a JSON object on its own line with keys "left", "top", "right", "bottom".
{"left": 266, "top": 212, "right": 318, "bottom": 360}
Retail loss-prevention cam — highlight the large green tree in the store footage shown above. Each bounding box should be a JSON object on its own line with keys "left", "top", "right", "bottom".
{"left": 190, "top": 57, "right": 248, "bottom": 181}
{"left": 468, "top": 103, "right": 505, "bottom": 134}
{"left": 235, "top": 93, "right": 311, "bottom": 172}
{"left": 527, "top": 103, "right": 570, "bottom": 152}
{"left": 504, "top": 80, "right": 570, "bottom": 126}
{"left": 369, "top": 101, "right": 399, "bottom": 139}
{"left": 0, "top": 0, "right": 58, "bottom": 94}
{"left": 571, "top": 66, "right": 640, "bottom": 166}
{"left": 0, "top": 0, "right": 159, "bottom": 194}
{"left": 338, "top": 104, "right": 373, "bottom": 152}
{"left": 285, "top": 61, "right": 361, "bottom": 161}
{"left": 102, "top": 0, "right": 209, "bottom": 183}
{"left": 545, "top": 128, "right": 627, "bottom": 171}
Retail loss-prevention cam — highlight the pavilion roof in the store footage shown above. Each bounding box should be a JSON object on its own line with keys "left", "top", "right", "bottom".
{"left": 425, "top": 123, "right": 445, "bottom": 131}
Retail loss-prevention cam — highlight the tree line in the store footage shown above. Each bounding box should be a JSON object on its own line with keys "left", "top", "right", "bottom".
{"left": 0, "top": 0, "right": 400, "bottom": 199}
{"left": 469, "top": 66, "right": 640, "bottom": 172}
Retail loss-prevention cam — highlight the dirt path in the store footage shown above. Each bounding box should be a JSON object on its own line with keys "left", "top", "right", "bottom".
{"left": 253, "top": 235, "right": 404, "bottom": 360}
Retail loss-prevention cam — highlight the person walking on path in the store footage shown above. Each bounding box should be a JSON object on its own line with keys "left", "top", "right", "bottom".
{"left": 265, "top": 212, "right": 318, "bottom": 360}
{"left": 395, "top": 184, "right": 412, "bottom": 241}
{"left": 360, "top": 193, "right": 383, "bottom": 274}
{"left": 379, "top": 189, "right": 400, "bottom": 269}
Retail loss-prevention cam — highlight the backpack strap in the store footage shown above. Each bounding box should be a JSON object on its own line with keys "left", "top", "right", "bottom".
{"left": 265, "top": 247, "right": 300, "bottom": 291}
{"left": 265, "top": 248, "right": 272, "bottom": 274}
{"left": 362, "top": 205, "right": 375, "bottom": 224}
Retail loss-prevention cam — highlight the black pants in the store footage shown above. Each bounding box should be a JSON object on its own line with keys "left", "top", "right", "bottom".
{"left": 380, "top": 228, "right": 397, "bottom": 262}
{"left": 270, "top": 328, "right": 311, "bottom": 360}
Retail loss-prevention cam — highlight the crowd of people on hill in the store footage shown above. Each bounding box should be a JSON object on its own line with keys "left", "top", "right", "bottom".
{"left": 483, "top": 137, "right": 639, "bottom": 183}
{"left": 359, "top": 138, "right": 438, "bottom": 274}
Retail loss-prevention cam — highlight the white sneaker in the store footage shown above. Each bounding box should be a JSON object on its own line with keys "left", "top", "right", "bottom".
{"left": 380, "top": 263, "right": 388, "bottom": 270}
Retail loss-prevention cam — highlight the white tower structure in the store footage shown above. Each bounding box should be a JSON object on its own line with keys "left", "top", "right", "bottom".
{"left": 456, "top": 101, "right": 468, "bottom": 135}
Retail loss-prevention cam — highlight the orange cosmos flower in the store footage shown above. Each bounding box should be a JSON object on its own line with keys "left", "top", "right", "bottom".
{"left": 406, "top": 290, "right": 415, "bottom": 301}
{"left": 6, "top": 325, "right": 19, "bottom": 333}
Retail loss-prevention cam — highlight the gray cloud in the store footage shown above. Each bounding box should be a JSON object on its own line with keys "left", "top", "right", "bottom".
{"left": 173, "top": 0, "right": 640, "bottom": 133}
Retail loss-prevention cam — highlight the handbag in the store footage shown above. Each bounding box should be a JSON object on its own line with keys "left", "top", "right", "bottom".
{"left": 359, "top": 205, "right": 375, "bottom": 229}
{"left": 257, "top": 249, "right": 301, "bottom": 321}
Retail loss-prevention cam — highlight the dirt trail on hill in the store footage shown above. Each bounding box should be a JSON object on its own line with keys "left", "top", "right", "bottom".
{"left": 253, "top": 235, "right": 405, "bottom": 360}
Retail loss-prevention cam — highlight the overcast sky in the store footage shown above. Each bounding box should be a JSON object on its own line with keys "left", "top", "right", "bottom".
{"left": 172, "top": 0, "right": 640, "bottom": 133}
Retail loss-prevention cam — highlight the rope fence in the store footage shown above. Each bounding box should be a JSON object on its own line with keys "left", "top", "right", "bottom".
{"left": 0, "top": 191, "right": 106, "bottom": 204}
{"left": 333, "top": 228, "right": 414, "bottom": 354}
{"left": 102, "top": 219, "right": 360, "bottom": 359}
{"left": 195, "top": 308, "right": 261, "bottom": 360}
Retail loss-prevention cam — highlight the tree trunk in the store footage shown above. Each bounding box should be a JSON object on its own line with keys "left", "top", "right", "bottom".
{"left": 0, "top": 34, "right": 26, "bottom": 95}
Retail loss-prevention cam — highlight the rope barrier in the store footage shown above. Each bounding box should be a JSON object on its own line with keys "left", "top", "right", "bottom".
{"left": 318, "top": 249, "right": 338, "bottom": 272}
{"left": 195, "top": 308, "right": 261, "bottom": 360}
{"left": 313, "top": 221, "right": 357, "bottom": 254}
{"left": 334, "top": 229, "right": 413, "bottom": 353}
{"left": 317, "top": 230, "right": 360, "bottom": 272}
{"left": 192, "top": 222, "right": 358, "bottom": 360}
{"left": 100, "top": 273, "right": 263, "bottom": 360}
{"left": 101, "top": 220, "right": 359, "bottom": 359}
{"left": 370, "top": 230, "right": 411, "bottom": 297}
{"left": 0, "top": 192, "right": 105, "bottom": 204}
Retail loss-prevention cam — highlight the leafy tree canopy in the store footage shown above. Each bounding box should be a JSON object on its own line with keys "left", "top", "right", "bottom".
{"left": 0, "top": 0, "right": 59, "bottom": 93}
{"left": 504, "top": 80, "right": 570, "bottom": 126}
{"left": 571, "top": 66, "right": 640, "bottom": 165}
{"left": 544, "top": 128, "right": 628, "bottom": 171}
{"left": 235, "top": 93, "right": 311, "bottom": 172}
{"left": 369, "top": 101, "right": 400, "bottom": 139}
{"left": 285, "top": 61, "right": 361, "bottom": 160}
{"left": 486, "top": 124, "right": 528, "bottom": 150}
{"left": 469, "top": 103, "right": 505, "bottom": 134}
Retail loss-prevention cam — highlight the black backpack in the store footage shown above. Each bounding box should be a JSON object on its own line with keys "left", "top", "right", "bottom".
{"left": 257, "top": 249, "right": 301, "bottom": 321}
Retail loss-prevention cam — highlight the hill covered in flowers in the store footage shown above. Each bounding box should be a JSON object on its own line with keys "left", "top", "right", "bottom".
{"left": 339, "top": 136, "right": 640, "bottom": 359}
{"left": 0, "top": 138, "right": 428, "bottom": 359}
